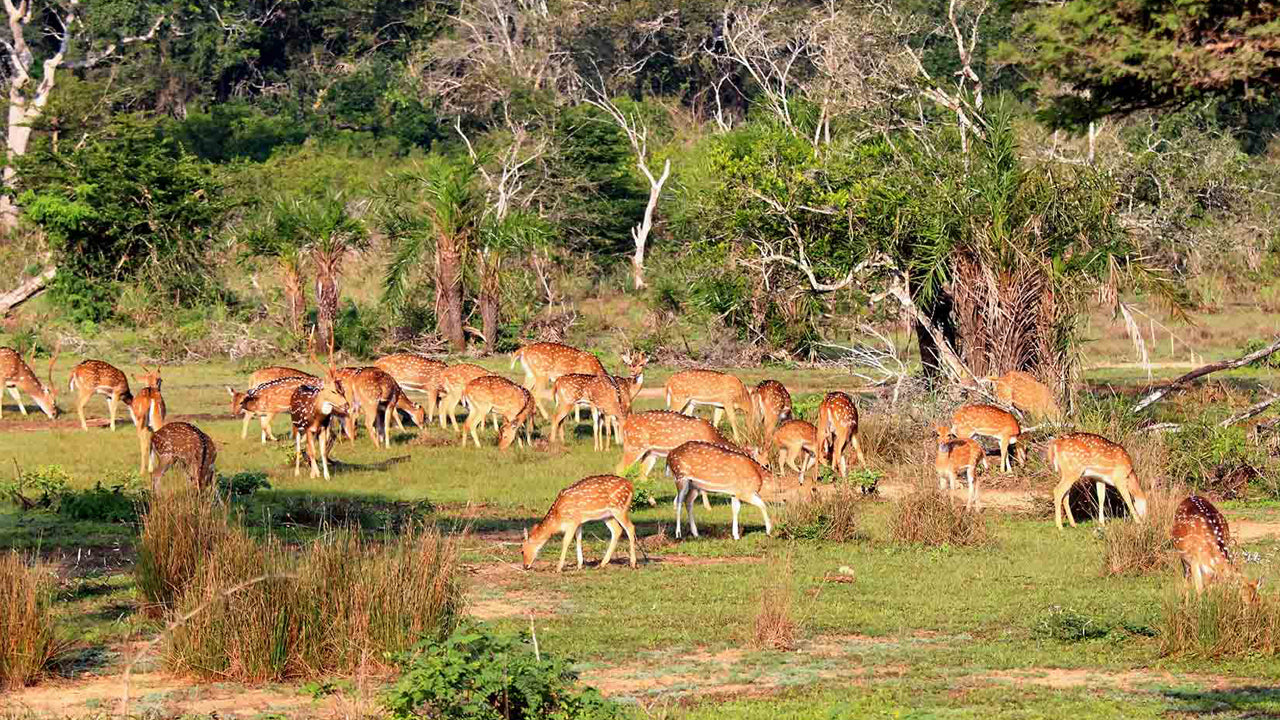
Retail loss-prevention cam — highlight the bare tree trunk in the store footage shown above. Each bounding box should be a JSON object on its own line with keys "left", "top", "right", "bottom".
{"left": 631, "top": 158, "right": 670, "bottom": 290}
{"left": 281, "top": 264, "right": 306, "bottom": 335}
{"left": 436, "top": 242, "right": 465, "bottom": 352}
{"left": 478, "top": 250, "right": 502, "bottom": 356}
{"left": 0, "top": 265, "right": 54, "bottom": 315}
{"left": 316, "top": 276, "right": 338, "bottom": 352}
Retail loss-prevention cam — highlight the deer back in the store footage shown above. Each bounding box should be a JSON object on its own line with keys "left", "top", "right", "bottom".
{"left": 668, "top": 440, "right": 766, "bottom": 494}
{"left": 992, "top": 370, "right": 1062, "bottom": 420}
{"left": 71, "top": 360, "right": 131, "bottom": 400}
{"left": 666, "top": 369, "right": 749, "bottom": 407}
{"left": 439, "top": 364, "right": 492, "bottom": 395}
{"left": 752, "top": 379, "right": 793, "bottom": 422}
{"left": 373, "top": 353, "right": 446, "bottom": 389}
{"left": 817, "top": 392, "right": 858, "bottom": 439}
{"left": 240, "top": 376, "right": 314, "bottom": 414}
{"left": 516, "top": 342, "right": 605, "bottom": 379}
{"left": 952, "top": 404, "right": 1019, "bottom": 438}
{"left": 622, "top": 411, "right": 727, "bottom": 454}
{"left": 250, "top": 366, "right": 314, "bottom": 387}
{"left": 464, "top": 375, "right": 529, "bottom": 416}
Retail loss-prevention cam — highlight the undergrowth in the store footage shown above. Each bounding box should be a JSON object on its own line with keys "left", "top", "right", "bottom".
{"left": 0, "top": 552, "right": 69, "bottom": 690}
{"left": 1161, "top": 585, "right": 1280, "bottom": 658}
{"left": 887, "top": 484, "right": 991, "bottom": 547}
{"left": 777, "top": 486, "right": 863, "bottom": 542}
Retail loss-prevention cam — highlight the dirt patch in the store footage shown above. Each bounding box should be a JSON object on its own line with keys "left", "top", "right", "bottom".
{"left": 1233, "top": 520, "right": 1280, "bottom": 542}
{"left": 762, "top": 476, "right": 1046, "bottom": 512}
{"left": 976, "top": 667, "right": 1258, "bottom": 691}
{"left": 469, "top": 590, "right": 560, "bottom": 620}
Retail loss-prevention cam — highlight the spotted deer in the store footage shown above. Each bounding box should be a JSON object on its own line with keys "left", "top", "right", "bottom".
{"left": 229, "top": 376, "right": 315, "bottom": 443}
{"left": 390, "top": 390, "right": 428, "bottom": 432}
{"left": 750, "top": 379, "right": 792, "bottom": 444}
{"left": 374, "top": 353, "right": 446, "bottom": 418}
{"left": 1046, "top": 432, "right": 1148, "bottom": 530}
{"left": 460, "top": 375, "right": 535, "bottom": 450}
{"left": 951, "top": 404, "right": 1022, "bottom": 473}
{"left": 555, "top": 351, "right": 649, "bottom": 448}
{"left": 335, "top": 367, "right": 406, "bottom": 448}
{"left": 68, "top": 360, "right": 132, "bottom": 431}
{"left": 0, "top": 346, "right": 59, "bottom": 419}
{"left": 772, "top": 419, "right": 818, "bottom": 484}
{"left": 1172, "top": 495, "right": 1260, "bottom": 603}
{"left": 668, "top": 440, "right": 773, "bottom": 540}
{"left": 816, "top": 392, "right": 865, "bottom": 478}
{"left": 511, "top": 342, "right": 606, "bottom": 419}
{"left": 616, "top": 410, "right": 729, "bottom": 480}
{"left": 987, "top": 370, "right": 1063, "bottom": 421}
{"left": 227, "top": 367, "right": 314, "bottom": 439}
{"left": 290, "top": 369, "right": 349, "bottom": 480}
{"left": 551, "top": 373, "right": 628, "bottom": 450}
{"left": 522, "top": 475, "right": 637, "bottom": 572}
{"left": 147, "top": 421, "right": 217, "bottom": 495}
{"left": 664, "top": 369, "right": 752, "bottom": 443}
{"left": 935, "top": 425, "right": 987, "bottom": 509}
{"left": 435, "top": 364, "right": 493, "bottom": 430}
{"left": 128, "top": 366, "right": 167, "bottom": 474}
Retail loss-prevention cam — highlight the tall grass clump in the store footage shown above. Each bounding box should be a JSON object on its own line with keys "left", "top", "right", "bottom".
{"left": 1160, "top": 586, "right": 1280, "bottom": 658}
{"left": 752, "top": 554, "right": 797, "bottom": 651}
{"left": 166, "top": 523, "right": 465, "bottom": 681}
{"left": 135, "top": 487, "right": 240, "bottom": 613}
{"left": 0, "top": 552, "right": 67, "bottom": 690}
{"left": 777, "top": 486, "right": 863, "bottom": 542}
{"left": 1099, "top": 483, "right": 1184, "bottom": 577}
{"left": 888, "top": 484, "right": 990, "bottom": 547}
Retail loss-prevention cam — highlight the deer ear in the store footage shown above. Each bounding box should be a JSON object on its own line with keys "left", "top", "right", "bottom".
{"left": 226, "top": 386, "right": 236, "bottom": 397}
{"left": 522, "top": 527, "right": 529, "bottom": 541}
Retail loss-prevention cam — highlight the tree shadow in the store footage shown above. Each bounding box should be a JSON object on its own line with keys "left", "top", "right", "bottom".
{"left": 1161, "top": 686, "right": 1280, "bottom": 716}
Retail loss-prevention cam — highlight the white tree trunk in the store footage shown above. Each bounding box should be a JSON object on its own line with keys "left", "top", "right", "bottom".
{"left": 2, "top": 93, "right": 37, "bottom": 231}
{"left": 631, "top": 158, "right": 670, "bottom": 290}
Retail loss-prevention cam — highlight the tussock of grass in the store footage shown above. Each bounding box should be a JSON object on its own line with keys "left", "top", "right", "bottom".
{"left": 888, "top": 484, "right": 990, "bottom": 547}
{"left": 752, "top": 555, "right": 797, "bottom": 651}
{"left": 777, "top": 486, "right": 862, "bottom": 542}
{"left": 166, "top": 523, "right": 465, "bottom": 682}
{"left": 1099, "top": 483, "right": 1183, "bottom": 577}
{"left": 1160, "top": 586, "right": 1280, "bottom": 658}
{"left": 135, "top": 487, "right": 241, "bottom": 613}
{"left": 0, "top": 552, "right": 68, "bottom": 690}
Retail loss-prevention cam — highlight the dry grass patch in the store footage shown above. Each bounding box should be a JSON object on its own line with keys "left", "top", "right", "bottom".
{"left": 777, "top": 485, "right": 863, "bottom": 542}
{"left": 1099, "top": 483, "right": 1184, "bottom": 577}
{"left": 135, "top": 487, "right": 240, "bottom": 613}
{"left": 888, "top": 484, "right": 991, "bottom": 547}
{"left": 752, "top": 554, "right": 797, "bottom": 651}
{"left": 0, "top": 552, "right": 69, "bottom": 690}
{"left": 1160, "top": 585, "right": 1280, "bottom": 658}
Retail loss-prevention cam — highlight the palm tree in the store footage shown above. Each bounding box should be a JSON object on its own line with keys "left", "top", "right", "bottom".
{"left": 474, "top": 211, "right": 549, "bottom": 354}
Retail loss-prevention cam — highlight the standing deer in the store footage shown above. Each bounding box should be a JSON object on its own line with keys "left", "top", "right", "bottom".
{"left": 435, "top": 364, "right": 493, "bottom": 430}
{"left": 147, "top": 421, "right": 217, "bottom": 495}
{"left": 511, "top": 342, "right": 606, "bottom": 419}
{"left": 668, "top": 440, "right": 773, "bottom": 540}
{"left": 750, "top": 379, "right": 792, "bottom": 444}
{"left": 522, "top": 475, "right": 637, "bottom": 572}
{"left": 950, "top": 404, "right": 1022, "bottom": 473}
{"left": 616, "top": 410, "right": 728, "bottom": 479}
{"left": 664, "top": 369, "right": 752, "bottom": 443}
{"left": 334, "top": 367, "right": 404, "bottom": 449}
{"left": 772, "top": 419, "right": 818, "bottom": 484}
{"left": 460, "top": 375, "right": 535, "bottom": 450}
{"left": 228, "top": 367, "right": 315, "bottom": 439}
{"left": 129, "top": 366, "right": 167, "bottom": 475}
{"left": 229, "top": 376, "right": 315, "bottom": 442}
{"left": 0, "top": 346, "right": 59, "bottom": 419}
{"left": 1046, "top": 432, "right": 1148, "bottom": 530}
{"left": 68, "top": 359, "right": 132, "bottom": 431}
{"left": 551, "top": 373, "right": 628, "bottom": 450}
{"left": 935, "top": 425, "right": 987, "bottom": 509}
{"left": 374, "top": 353, "right": 446, "bottom": 419}
{"left": 289, "top": 370, "right": 349, "bottom": 480}
{"left": 816, "top": 392, "right": 865, "bottom": 478}
{"left": 1172, "top": 495, "right": 1260, "bottom": 602}
{"left": 986, "top": 370, "right": 1063, "bottom": 421}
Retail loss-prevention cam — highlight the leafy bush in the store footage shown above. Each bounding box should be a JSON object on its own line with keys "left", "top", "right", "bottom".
{"left": 0, "top": 465, "right": 72, "bottom": 509}
{"left": 1161, "top": 586, "right": 1280, "bottom": 658}
{"left": 216, "top": 471, "right": 271, "bottom": 498}
{"left": 167, "top": 524, "right": 465, "bottom": 681}
{"left": 0, "top": 552, "right": 69, "bottom": 690}
{"left": 55, "top": 483, "right": 140, "bottom": 523}
{"left": 1034, "top": 606, "right": 1114, "bottom": 643}
{"left": 1, "top": 466, "right": 141, "bottom": 523}
{"left": 1242, "top": 338, "right": 1280, "bottom": 369}
{"left": 383, "top": 622, "right": 624, "bottom": 720}
{"left": 135, "top": 488, "right": 242, "bottom": 613}
{"left": 1165, "top": 423, "right": 1268, "bottom": 498}
{"left": 777, "top": 486, "right": 862, "bottom": 542}
{"left": 887, "top": 485, "right": 991, "bottom": 547}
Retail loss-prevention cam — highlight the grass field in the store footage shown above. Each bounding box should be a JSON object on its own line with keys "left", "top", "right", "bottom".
{"left": 2, "top": 351, "right": 1280, "bottom": 719}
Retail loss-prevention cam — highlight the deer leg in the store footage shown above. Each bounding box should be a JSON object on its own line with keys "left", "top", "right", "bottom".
{"left": 552, "top": 404, "right": 569, "bottom": 443}
{"left": 556, "top": 525, "right": 575, "bottom": 572}
{"left": 966, "top": 466, "right": 977, "bottom": 509}
{"left": 641, "top": 455, "right": 659, "bottom": 479}
{"left": 8, "top": 386, "right": 26, "bottom": 415}
{"left": 575, "top": 525, "right": 585, "bottom": 568}
{"left": 320, "top": 428, "right": 331, "bottom": 480}
{"left": 383, "top": 402, "right": 393, "bottom": 448}
{"left": 1095, "top": 480, "right": 1108, "bottom": 525}
{"left": 150, "top": 456, "right": 167, "bottom": 495}
{"left": 240, "top": 411, "right": 252, "bottom": 439}
{"left": 701, "top": 486, "right": 711, "bottom": 510}
{"left": 711, "top": 406, "right": 723, "bottom": 429}
{"left": 726, "top": 408, "right": 741, "bottom": 443}
{"left": 1000, "top": 438, "right": 1011, "bottom": 473}
{"left": 307, "top": 431, "right": 320, "bottom": 478}
{"left": 686, "top": 484, "right": 700, "bottom": 538}
{"left": 675, "top": 482, "right": 688, "bottom": 539}
{"left": 850, "top": 433, "right": 866, "bottom": 465}
{"left": 76, "top": 392, "right": 91, "bottom": 431}
{"left": 748, "top": 492, "right": 772, "bottom": 536}
{"left": 138, "top": 429, "right": 149, "bottom": 476}
{"left": 730, "top": 496, "right": 742, "bottom": 540}
{"left": 258, "top": 414, "right": 271, "bottom": 443}
{"left": 294, "top": 432, "right": 303, "bottom": 477}
{"left": 598, "top": 519, "right": 622, "bottom": 568}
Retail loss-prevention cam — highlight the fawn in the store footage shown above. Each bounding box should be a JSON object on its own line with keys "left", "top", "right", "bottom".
{"left": 935, "top": 425, "right": 987, "bottom": 509}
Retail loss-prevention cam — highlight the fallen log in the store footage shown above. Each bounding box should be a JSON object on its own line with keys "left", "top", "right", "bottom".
{"left": 0, "top": 266, "right": 55, "bottom": 315}
{"left": 1130, "top": 336, "right": 1280, "bottom": 414}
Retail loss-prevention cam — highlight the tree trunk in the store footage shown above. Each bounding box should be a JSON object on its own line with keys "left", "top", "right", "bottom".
{"left": 2, "top": 90, "right": 38, "bottom": 234}
{"left": 481, "top": 291, "right": 498, "bottom": 356}
{"left": 316, "top": 276, "right": 338, "bottom": 353}
{"left": 0, "top": 266, "right": 55, "bottom": 315}
{"left": 912, "top": 291, "right": 959, "bottom": 384}
{"left": 436, "top": 242, "right": 465, "bottom": 352}
{"left": 630, "top": 158, "right": 671, "bottom": 291}
{"left": 282, "top": 265, "right": 306, "bottom": 335}
{"left": 478, "top": 250, "right": 501, "bottom": 356}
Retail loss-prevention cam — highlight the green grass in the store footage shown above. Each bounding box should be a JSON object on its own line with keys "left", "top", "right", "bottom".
{"left": 1, "top": 359, "right": 1279, "bottom": 716}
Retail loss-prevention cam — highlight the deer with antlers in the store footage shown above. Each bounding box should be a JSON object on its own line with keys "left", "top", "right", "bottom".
{"left": 522, "top": 475, "right": 637, "bottom": 572}
{"left": 750, "top": 379, "right": 792, "bottom": 444}
{"left": 1172, "top": 495, "right": 1260, "bottom": 603}
{"left": 772, "top": 419, "right": 818, "bottom": 484}
{"left": 128, "top": 366, "right": 167, "bottom": 474}
{"left": 460, "top": 375, "right": 535, "bottom": 450}
{"left": 374, "top": 352, "right": 446, "bottom": 418}
{"left": 228, "top": 367, "right": 315, "bottom": 439}
{"left": 665, "top": 369, "right": 752, "bottom": 443}
{"left": 986, "top": 370, "right": 1063, "bottom": 422}
{"left": 816, "top": 392, "right": 865, "bottom": 478}
{"left": 68, "top": 359, "right": 132, "bottom": 431}
{"left": 290, "top": 368, "right": 349, "bottom": 480}
{"left": 950, "top": 404, "right": 1022, "bottom": 473}
{"left": 229, "top": 376, "right": 315, "bottom": 443}
{"left": 935, "top": 425, "right": 987, "bottom": 509}
{"left": 0, "top": 345, "right": 58, "bottom": 419}
{"left": 511, "top": 341, "right": 606, "bottom": 419}
{"left": 147, "top": 421, "right": 217, "bottom": 495}
{"left": 668, "top": 440, "right": 773, "bottom": 540}
{"left": 1046, "top": 432, "right": 1148, "bottom": 530}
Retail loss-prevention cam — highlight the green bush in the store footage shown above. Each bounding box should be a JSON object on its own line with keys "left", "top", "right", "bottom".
{"left": 1166, "top": 422, "right": 1269, "bottom": 498}
{"left": 0, "top": 466, "right": 140, "bottom": 523}
{"left": 216, "top": 471, "right": 271, "bottom": 498}
{"left": 1034, "top": 606, "right": 1113, "bottom": 643}
{"left": 383, "top": 623, "right": 624, "bottom": 720}
{"left": 56, "top": 483, "right": 140, "bottom": 523}
{"left": 1243, "top": 338, "right": 1280, "bottom": 369}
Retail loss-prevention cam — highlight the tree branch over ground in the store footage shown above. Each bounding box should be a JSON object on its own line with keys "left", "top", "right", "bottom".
{"left": 1130, "top": 337, "right": 1280, "bottom": 414}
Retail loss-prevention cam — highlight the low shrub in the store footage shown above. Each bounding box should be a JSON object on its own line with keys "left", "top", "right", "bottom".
{"left": 1099, "top": 484, "right": 1183, "bottom": 577}
{"left": 135, "top": 487, "right": 242, "bottom": 612}
{"left": 2, "top": 466, "right": 143, "bottom": 523}
{"left": 752, "top": 555, "right": 797, "bottom": 651}
{"left": 0, "top": 552, "right": 68, "bottom": 690}
{"left": 1034, "top": 606, "right": 1113, "bottom": 642}
{"left": 216, "top": 471, "right": 271, "bottom": 497}
{"left": 383, "top": 622, "right": 624, "bottom": 720}
{"left": 1165, "top": 422, "right": 1270, "bottom": 499}
{"left": 887, "top": 485, "right": 991, "bottom": 547}
{"left": 1160, "top": 585, "right": 1280, "bottom": 658}
{"left": 166, "top": 523, "right": 465, "bottom": 682}
{"left": 777, "top": 486, "right": 862, "bottom": 542}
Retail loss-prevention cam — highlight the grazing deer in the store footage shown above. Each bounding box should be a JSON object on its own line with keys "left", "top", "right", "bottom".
{"left": 987, "top": 370, "right": 1062, "bottom": 421}
{"left": 668, "top": 440, "right": 773, "bottom": 540}
{"left": 461, "top": 375, "right": 536, "bottom": 450}
{"left": 935, "top": 425, "right": 987, "bottom": 509}
{"left": 551, "top": 373, "right": 628, "bottom": 450}
{"left": 616, "top": 410, "right": 729, "bottom": 480}
{"left": 816, "top": 392, "right": 865, "bottom": 478}
{"left": 335, "top": 367, "right": 404, "bottom": 449}
{"left": 1172, "top": 495, "right": 1260, "bottom": 603}
{"left": 750, "top": 379, "right": 792, "bottom": 444}
{"left": 147, "top": 421, "right": 217, "bottom": 495}
{"left": 0, "top": 346, "right": 59, "bottom": 419}
{"left": 664, "top": 369, "right": 752, "bottom": 443}
{"left": 572, "top": 351, "right": 650, "bottom": 446}
{"left": 68, "top": 360, "right": 132, "bottom": 431}
{"left": 1046, "top": 432, "right": 1148, "bottom": 530}
{"left": 511, "top": 342, "right": 606, "bottom": 419}
{"left": 374, "top": 353, "right": 446, "bottom": 418}
{"left": 435, "top": 363, "right": 493, "bottom": 430}
{"left": 390, "top": 389, "right": 428, "bottom": 432}
{"left": 290, "top": 369, "right": 349, "bottom": 480}
{"left": 129, "top": 366, "right": 167, "bottom": 475}
{"left": 950, "top": 404, "right": 1022, "bottom": 473}
{"left": 229, "top": 376, "right": 315, "bottom": 442}
{"left": 227, "top": 367, "right": 314, "bottom": 439}
{"left": 522, "top": 475, "right": 637, "bottom": 572}
{"left": 773, "top": 419, "right": 818, "bottom": 484}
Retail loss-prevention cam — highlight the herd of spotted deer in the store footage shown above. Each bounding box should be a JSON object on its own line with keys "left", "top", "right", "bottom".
{"left": 0, "top": 341, "right": 1261, "bottom": 601}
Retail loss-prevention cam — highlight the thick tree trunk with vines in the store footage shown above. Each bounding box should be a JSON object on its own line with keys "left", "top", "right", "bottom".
{"left": 436, "top": 243, "right": 465, "bottom": 352}
{"left": 315, "top": 276, "right": 338, "bottom": 352}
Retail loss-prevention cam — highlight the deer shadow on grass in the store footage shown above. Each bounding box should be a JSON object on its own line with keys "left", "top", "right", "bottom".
{"left": 1161, "top": 686, "right": 1280, "bottom": 716}
{"left": 1062, "top": 481, "right": 1135, "bottom": 525}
